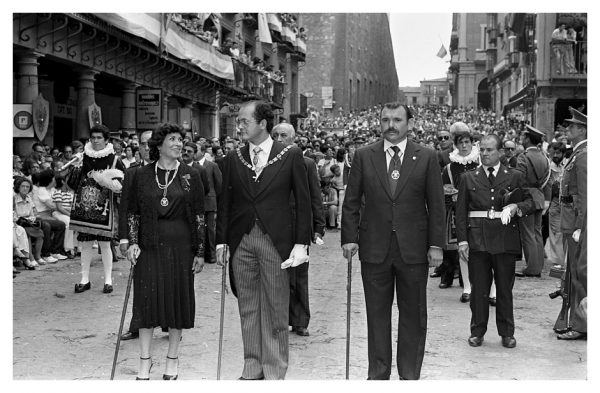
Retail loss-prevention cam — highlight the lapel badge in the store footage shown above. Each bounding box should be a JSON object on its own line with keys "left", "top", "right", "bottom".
{"left": 412, "top": 156, "right": 416, "bottom": 160}
{"left": 504, "top": 169, "right": 508, "bottom": 174}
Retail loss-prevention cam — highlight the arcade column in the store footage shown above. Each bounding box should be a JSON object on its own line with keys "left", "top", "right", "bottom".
{"left": 120, "top": 83, "right": 139, "bottom": 134}
{"left": 14, "top": 50, "right": 44, "bottom": 155}
{"left": 75, "top": 68, "right": 99, "bottom": 139}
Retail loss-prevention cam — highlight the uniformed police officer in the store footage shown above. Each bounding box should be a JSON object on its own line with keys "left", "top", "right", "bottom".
{"left": 456, "top": 134, "right": 534, "bottom": 348}
{"left": 556, "top": 107, "right": 587, "bottom": 340}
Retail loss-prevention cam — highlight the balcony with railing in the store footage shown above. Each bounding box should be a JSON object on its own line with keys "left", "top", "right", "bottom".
{"left": 549, "top": 40, "right": 587, "bottom": 79}
{"left": 230, "top": 59, "right": 285, "bottom": 107}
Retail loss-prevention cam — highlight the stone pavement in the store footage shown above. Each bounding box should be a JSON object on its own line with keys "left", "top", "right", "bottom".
{"left": 13, "top": 229, "right": 586, "bottom": 380}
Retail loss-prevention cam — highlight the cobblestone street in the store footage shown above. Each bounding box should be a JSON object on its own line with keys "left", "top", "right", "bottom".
{"left": 13, "top": 229, "right": 586, "bottom": 380}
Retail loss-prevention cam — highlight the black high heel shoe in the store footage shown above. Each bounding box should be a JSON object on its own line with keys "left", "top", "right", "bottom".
{"left": 163, "top": 356, "right": 178, "bottom": 380}
{"left": 136, "top": 357, "right": 153, "bottom": 380}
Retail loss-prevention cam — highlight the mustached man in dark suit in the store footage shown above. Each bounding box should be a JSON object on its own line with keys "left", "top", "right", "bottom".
{"left": 272, "top": 122, "right": 325, "bottom": 337}
{"left": 216, "top": 101, "right": 311, "bottom": 380}
{"left": 342, "top": 103, "right": 445, "bottom": 380}
{"left": 456, "top": 134, "right": 534, "bottom": 349}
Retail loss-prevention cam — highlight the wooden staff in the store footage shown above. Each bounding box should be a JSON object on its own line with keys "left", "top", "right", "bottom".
{"left": 217, "top": 245, "right": 228, "bottom": 380}
{"left": 110, "top": 261, "right": 135, "bottom": 380}
{"left": 345, "top": 253, "right": 352, "bottom": 380}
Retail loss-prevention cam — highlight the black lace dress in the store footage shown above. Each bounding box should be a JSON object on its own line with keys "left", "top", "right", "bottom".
{"left": 129, "top": 166, "right": 204, "bottom": 329}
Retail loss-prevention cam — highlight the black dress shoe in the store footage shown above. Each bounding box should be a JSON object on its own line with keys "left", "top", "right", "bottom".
{"left": 238, "top": 376, "right": 265, "bottom": 380}
{"left": 488, "top": 297, "right": 497, "bottom": 307}
{"left": 438, "top": 282, "right": 451, "bottom": 289}
{"left": 460, "top": 293, "right": 470, "bottom": 303}
{"left": 103, "top": 284, "right": 113, "bottom": 293}
{"left": 557, "top": 330, "right": 586, "bottom": 340}
{"left": 121, "top": 331, "right": 139, "bottom": 340}
{"left": 468, "top": 336, "right": 483, "bottom": 347}
{"left": 295, "top": 326, "right": 310, "bottom": 336}
{"left": 501, "top": 336, "right": 517, "bottom": 348}
{"left": 74, "top": 282, "right": 91, "bottom": 293}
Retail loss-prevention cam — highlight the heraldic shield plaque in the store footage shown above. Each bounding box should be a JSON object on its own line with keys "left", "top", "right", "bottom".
{"left": 32, "top": 93, "right": 49, "bottom": 141}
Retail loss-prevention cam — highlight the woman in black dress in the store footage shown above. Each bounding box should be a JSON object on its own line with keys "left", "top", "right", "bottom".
{"left": 125, "top": 123, "right": 205, "bottom": 380}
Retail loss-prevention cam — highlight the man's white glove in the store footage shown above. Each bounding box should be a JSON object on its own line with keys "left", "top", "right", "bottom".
{"left": 500, "top": 203, "right": 518, "bottom": 225}
{"left": 281, "top": 244, "right": 309, "bottom": 269}
{"left": 73, "top": 152, "right": 84, "bottom": 167}
{"left": 572, "top": 229, "right": 581, "bottom": 243}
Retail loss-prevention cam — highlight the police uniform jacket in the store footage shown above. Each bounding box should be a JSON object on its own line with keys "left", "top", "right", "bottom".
{"left": 456, "top": 165, "right": 535, "bottom": 255}
{"left": 560, "top": 140, "right": 587, "bottom": 235}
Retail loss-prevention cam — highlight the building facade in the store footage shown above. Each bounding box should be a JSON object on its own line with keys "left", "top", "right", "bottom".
{"left": 448, "top": 12, "right": 587, "bottom": 136}
{"left": 399, "top": 77, "right": 450, "bottom": 107}
{"left": 13, "top": 13, "right": 306, "bottom": 155}
{"left": 298, "top": 13, "right": 398, "bottom": 116}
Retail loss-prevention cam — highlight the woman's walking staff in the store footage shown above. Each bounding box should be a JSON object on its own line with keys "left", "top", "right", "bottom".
{"left": 217, "top": 245, "right": 228, "bottom": 380}
{"left": 110, "top": 261, "right": 135, "bottom": 380}
{"left": 346, "top": 253, "right": 352, "bottom": 380}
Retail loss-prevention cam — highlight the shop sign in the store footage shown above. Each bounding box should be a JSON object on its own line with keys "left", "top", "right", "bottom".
{"left": 136, "top": 89, "right": 162, "bottom": 129}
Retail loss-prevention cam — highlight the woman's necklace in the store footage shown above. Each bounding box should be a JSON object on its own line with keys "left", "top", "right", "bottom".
{"left": 155, "top": 161, "right": 180, "bottom": 207}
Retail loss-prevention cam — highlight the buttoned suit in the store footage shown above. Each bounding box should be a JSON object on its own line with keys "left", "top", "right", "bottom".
{"left": 456, "top": 165, "right": 534, "bottom": 338}
{"left": 515, "top": 147, "right": 550, "bottom": 275}
{"left": 288, "top": 156, "right": 325, "bottom": 330}
{"left": 216, "top": 141, "right": 311, "bottom": 379}
{"left": 341, "top": 139, "right": 445, "bottom": 380}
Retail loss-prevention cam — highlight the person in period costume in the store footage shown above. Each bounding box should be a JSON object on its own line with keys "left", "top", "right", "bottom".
{"left": 124, "top": 123, "right": 205, "bottom": 379}
{"left": 118, "top": 130, "right": 152, "bottom": 341}
{"left": 341, "top": 103, "right": 445, "bottom": 380}
{"left": 437, "top": 123, "right": 499, "bottom": 305}
{"left": 456, "top": 135, "right": 534, "bottom": 349}
{"left": 67, "top": 125, "right": 125, "bottom": 294}
{"left": 216, "top": 101, "right": 311, "bottom": 380}
{"left": 272, "top": 122, "right": 325, "bottom": 337}
{"left": 514, "top": 125, "right": 550, "bottom": 277}
{"left": 555, "top": 107, "right": 587, "bottom": 340}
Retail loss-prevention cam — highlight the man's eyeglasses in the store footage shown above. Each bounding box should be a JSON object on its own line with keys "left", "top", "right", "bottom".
{"left": 504, "top": 147, "right": 515, "bottom": 151}
{"left": 438, "top": 136, "right": 450, "bottom": 141}
{"left": 236, "top": 118, "right": 257, "bottom": 127}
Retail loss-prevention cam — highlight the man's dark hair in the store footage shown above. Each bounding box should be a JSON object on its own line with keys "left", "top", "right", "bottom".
{"left": 90, "top": 124, "right": 111, "bottom": 140}
{"left": 37, "top": 169, "right": 56, "bottom": 187}
{"left": 212, "top": 146, "right": 223, "bottom": 155}
{"left": 549, "top": 141, "right": 567, "bottom": 154}
{"left": 525, "top": 131, "right": 542, "bottom": 146}
{"left": 148, "top": 123, "right": 186, "bottom": 162}
{"left": 482, "top": 134, "right": 503, "bottom": 150}
{"left": 184, "top": 141, "right": 198, "bottom": 154}
{"left": 32, "top": 142, "right": 44, "bottom": 153}
{"left": 320, "top": 144, "right": 332, "bottom": 154}
{"left": 380, "top": 102, "right": 413, "bottom": 121}
{"left": 247, "top": 100, "right": 275, "bottom": 133}
{"left": 121, "top": 131, "right": 130, "bottom": 139}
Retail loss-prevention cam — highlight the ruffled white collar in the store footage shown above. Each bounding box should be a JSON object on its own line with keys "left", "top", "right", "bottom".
{"left": 84, "top": 142, "right": 114, "bottom": 158}
{"left": 449, "top": 148, "right": 480, "bottom": 165}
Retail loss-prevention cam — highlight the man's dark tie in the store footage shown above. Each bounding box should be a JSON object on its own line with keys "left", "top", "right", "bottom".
{"left": 488, "top": 166, "right": 495, "bottom": 185}
{"left": 388, "top": 146, "right": 402, "bottom": 195}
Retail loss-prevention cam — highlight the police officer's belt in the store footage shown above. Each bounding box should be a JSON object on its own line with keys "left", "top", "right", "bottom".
{"left": 468, "top": 211, "right": 502, "bottom": 219}
{"left": 560, "top": 196, "right": 573, "bottom": 203}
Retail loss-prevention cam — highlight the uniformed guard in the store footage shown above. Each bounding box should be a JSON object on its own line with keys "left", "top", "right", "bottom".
{"left": 555, "top": 107, "right": 587, "bottom": 340}
{"left": 456, "top": 134, "right": 534, "bottom": 348}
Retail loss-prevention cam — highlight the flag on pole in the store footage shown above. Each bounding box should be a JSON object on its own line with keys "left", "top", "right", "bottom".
{"left": 436, "top": 44, "right": 448, "bottom": 58}
{"left": 258, "top": 13, "right": 273, "bottom": 44}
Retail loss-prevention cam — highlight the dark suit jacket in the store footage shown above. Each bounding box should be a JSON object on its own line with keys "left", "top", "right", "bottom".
{"left": 200, "top": 159, "right": 222, "bottom": 212}
{"left": 216, "top": 141, "right": 312, "bottom": 262}
{"left": 342, "top": 139, "right": 445, "bottom": 264}
{"left": 455, "top": 165, "right": 535, "bottom": 255}
{"left": 190, "top": 162, "right": 210, "bottom": 197}
{"left": 290, "top": 156, "right": 325, "bottom": 238}
{"left": 515, "top": 147, "right": 550, "bottom": 209}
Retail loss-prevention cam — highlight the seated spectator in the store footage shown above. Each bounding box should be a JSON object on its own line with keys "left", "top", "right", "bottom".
{"left": 50, "top": 147, "right": 61, "bottom": 160}
{"left": 13, "top": 177, "right": 45, "bottom": 268}
{"left": 52, "top": 174, "right": 76, "bottom": 259}
{"left": 22, "top": 159, "right": 40, "bottom": 180}
{"left": 13, "top": 210, "right": 31, "bottom": 267}
{"left": 13, "top": 155, "right": 25, "bottom": 178}
{"left": 321, "top": 179, "right": 338, "bottom": 229}
{"left": 31, "top": 169, "right": 67, "bottom": 263}
{"left": 71, "top": 140, "right": 84, "bottom": 155}
{"left": 317, "top": 144, "right": 335, "bottom": 182}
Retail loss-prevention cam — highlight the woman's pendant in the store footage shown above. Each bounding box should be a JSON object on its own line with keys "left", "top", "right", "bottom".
{"left": 160, "top": 197, "right": 169, "bottom": 207}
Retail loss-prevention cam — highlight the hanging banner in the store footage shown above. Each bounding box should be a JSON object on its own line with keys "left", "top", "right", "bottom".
{"left": 322, "top": 86, "right": 333, "bottom": 109}
{"left": 88, "top": 103, "right": 102, "bottom": 128}
{"left": 13, "top": 104, "right": 34, "bottom": 138}
{"left": 32, "top": 93, "right": 50, "bottom": 141}
{"left": 136, "top": 88, "right": 162, "bottom": 129}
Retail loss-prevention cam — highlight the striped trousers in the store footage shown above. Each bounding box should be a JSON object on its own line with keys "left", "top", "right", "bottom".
{"left": 232, "top": 223, "right": 290, "bottom": 380}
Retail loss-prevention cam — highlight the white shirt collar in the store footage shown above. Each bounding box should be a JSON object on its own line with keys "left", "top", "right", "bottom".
{"left": 199, "top": 157, "right": 206, "bottom": 165}
{"left": 383, "top": 138, "right": 407, "bottom": 154}
{"left": 481, "top": 162, "right": 501, "bottom": 177}
{"left": 249, "top": 136, "right": 274, "bottom": 157}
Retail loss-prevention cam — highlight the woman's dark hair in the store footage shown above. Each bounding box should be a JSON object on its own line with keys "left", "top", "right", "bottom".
{"left": 453, "top": 129, "right": 473, "bottom": 146}
{"left": 320, "top": 144, "right": 332, "bottom": 154}
{"left": 336, "top": 147, "right": 346, "bottom": 162}
{"left": 124, "top": 145, "right": 133, "bottom": 155}
{"left": 148, "top": 123, "right": 186, "bottom": 162}
{"left": 38, "top": 169, "right": 56, "bottom": 187}
{"left": 14, "top": 177, "right": 33, "bottom": 194}
{"left": 90, "top": 124, "right": 111, "bottom": 141}
{"left": 54, "top": 174, "right": 65, "bottom": 189}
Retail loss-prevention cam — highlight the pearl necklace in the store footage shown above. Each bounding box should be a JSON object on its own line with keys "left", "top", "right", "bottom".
{"left": 154, "top": 161, "right": 180, "bottom": 207}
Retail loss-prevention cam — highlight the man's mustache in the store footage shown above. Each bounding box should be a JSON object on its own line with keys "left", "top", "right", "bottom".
{"left": 384, "top": 127, "right": 399, "bottom": 133}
